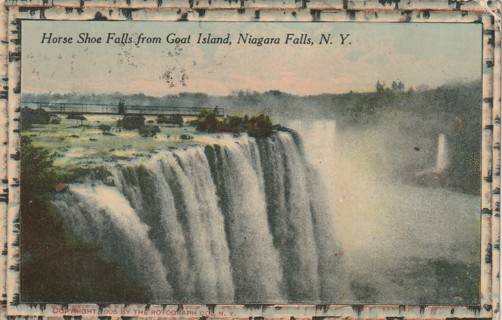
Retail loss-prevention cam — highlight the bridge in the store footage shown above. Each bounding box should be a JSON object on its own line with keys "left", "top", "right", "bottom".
{"left": 22, "top": 102, "right": 225, "bottom": 117}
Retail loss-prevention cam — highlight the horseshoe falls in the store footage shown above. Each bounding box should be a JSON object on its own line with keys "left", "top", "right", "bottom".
{"left": 53, "top": 129, "right": 339, "bottom": 304}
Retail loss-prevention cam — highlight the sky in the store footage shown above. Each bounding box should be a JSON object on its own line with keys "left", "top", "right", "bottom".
{"left": 22, "top": 21, "right": 482, "bottom": 96}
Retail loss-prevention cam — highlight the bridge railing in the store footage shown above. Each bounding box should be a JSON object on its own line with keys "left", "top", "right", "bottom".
{"left": 22, "top": 102, "right": 225, "bottom": 117}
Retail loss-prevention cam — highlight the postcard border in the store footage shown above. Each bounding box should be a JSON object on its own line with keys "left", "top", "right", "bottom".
{"left": 1, "top": 1, "right": 500, "bottom": 319}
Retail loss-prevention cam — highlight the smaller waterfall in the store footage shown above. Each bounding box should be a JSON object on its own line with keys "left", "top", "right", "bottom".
{"left": 435, "top": 133, "right": 450, "bottom": 173}
{"left": 416, "top": 133, "right": 450, "bottom": 176}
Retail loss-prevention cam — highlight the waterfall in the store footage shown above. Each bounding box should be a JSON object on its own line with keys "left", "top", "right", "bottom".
{"left": 435, "top": 133, "right": 449, "bottom": 172}
{"left": 415, "top": 132, "right": 451, "bottom": 177}
{"left": 113, "top": 148, "right": 235, "bottom": 302}
{"left": 285, "top": 121, "right": 340, "bottom": 300}
{"left": 204, "top": 135, "right": 285, "bottom": 302}
{"left": 53, "top": 130, "right": 338, "bottom": 303}
{"left": 53, "top": 185, "right": 173, "bottom": 301}
{"left": 256, "top": 133, "right": 321, "bottom": 302}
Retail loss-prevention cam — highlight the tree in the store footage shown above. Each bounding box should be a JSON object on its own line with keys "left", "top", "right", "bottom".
{"left": 392, "top": 80, "right": 405, "bottom": 91}
{"left": 391, "top": 81, "right": 398, "bottom": 91}
{"left": 247, "top": 114, "right": 273, "bottom": 137}
{"left": 197, "top": 108, "right": 220, "bottom": 132}
{"left": 121, "top": 115, "right": 145, "bottom": 130}
{"left": 157, "top": 114, "right": 183, "bottom": 126}
{"left": 20, "top": 138, "right": 149, "bottom": 302}
{"left": 376, "top": 81, "right": 385, "bottom": 93}
{"left": 196, "top": 109, "right": 274, "bottom": 137}
{"left": 118, "top": 100, "right": 126, "bottom": 115}
{"left": 224, "top": 115, "right": 245, "bottom": 133}
{"left": 139, "top": 124, "right": 161, "bottom": 137}
{"left": 21, "top": 137, "right": 58, "bottom": 202}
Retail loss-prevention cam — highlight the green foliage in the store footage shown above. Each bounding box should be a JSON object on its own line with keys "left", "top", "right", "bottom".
{"left": 391, "top": 80, "right": 405, "bottom": 91}
{"left": 21, "top": 107, "right": 50, "bottom": 129}
{"left": 121, "top": 115, "right": 145, "bottom": 130}
{"left": 118, "top": 100, "right": 126, "bottom": 115}
{"left": 375, "top": 81, "right": 385, "bottom": 93}
{"left": 374, "top": 80, "right": 404, "bottom": 96}
{"left": 157, "top": 114, "right": 183, "bottom": 126}
{"left": 21, "top": 137, "right": 59, "bottom": 202}
{"left": 196, "top": 109, "right": 273, "bottom": 137}
{"left": 196, "top": 108, "right": 220, "bottom": 132}
{"left": 67, "top": 113, "right": 87, "bottom": 121}
{"left": 138, "top": 124, "right": 161, "bottom": 137}
{"left": 224, "top": 115, "right": 246, "bottom": 133}
{"left": 21, "top": 138, "right": 148, "bottom": 302}
{"left": 246, "top": 113, "right": 273, "bottom": 137}
{"left": 98, "top": 124, "right": 112, "bottom": 132}
{"left": 64, "top": 166, "right": 113, "bottom": 183}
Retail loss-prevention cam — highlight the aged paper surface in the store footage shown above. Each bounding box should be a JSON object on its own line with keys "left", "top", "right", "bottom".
{"left": 0, "top": 0, "right": 500, "bottom": 319}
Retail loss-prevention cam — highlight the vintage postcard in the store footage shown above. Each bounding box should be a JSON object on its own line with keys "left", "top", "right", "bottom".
{"left": 0, "top": 0, "right": 500, "bottom": 319}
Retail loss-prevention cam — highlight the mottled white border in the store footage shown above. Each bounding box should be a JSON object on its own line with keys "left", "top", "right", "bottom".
{"left": 0, "top": 0, "right": 500, "bottom": 319}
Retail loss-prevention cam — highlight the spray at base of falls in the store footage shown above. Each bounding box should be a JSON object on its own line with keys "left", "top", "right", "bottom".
{"left": 53, "top": 130, "right": 338, "bottom": 303}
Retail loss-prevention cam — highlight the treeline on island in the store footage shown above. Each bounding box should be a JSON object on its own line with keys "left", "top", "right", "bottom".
{"left": 196, "top": 109, "right": 276, "bottom": 137}
{"left": 22, "top": 80, "right": 481, "bottom": 122}
{"left": 21, "top": 106, "right": 276, "bottom": 138}
{"left": 22, "top": 80, "right": 483, "bottom": 196}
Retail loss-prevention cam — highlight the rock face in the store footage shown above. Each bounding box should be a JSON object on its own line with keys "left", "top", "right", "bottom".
{"left": 180, "top": 134, "right": 193, "bottom": 140}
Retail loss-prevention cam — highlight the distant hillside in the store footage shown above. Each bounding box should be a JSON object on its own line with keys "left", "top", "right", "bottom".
{"left": 23, "top": 80, "right": 482, "bottom": 195}
{"left": 23, "top": 80, "right": 481, "bottom": 122}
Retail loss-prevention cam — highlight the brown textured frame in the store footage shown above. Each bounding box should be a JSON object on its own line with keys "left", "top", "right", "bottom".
{"left": 0, "top": 0, "right": 500, "bottom": 319}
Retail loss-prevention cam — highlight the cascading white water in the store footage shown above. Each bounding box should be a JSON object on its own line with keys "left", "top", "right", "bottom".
{"left": 53, "top": 185, "right": 173, "bottom": 300}
{"left": 160, "top": 148, "right": 235, "bottom": 301}
{"left": 287, "top": 121, "right": 337, "bottom": 215}
{"left": 205, "top": 135, "right": 286, "bottom": 302}
{"left": 53, "top": 130, "right": 338, "bottom": 303}
{"left": 284, "top": 121, "right": 342, "bottom": 300}
{"left": 112, "top": 148, "right": 235, "bottom": 302}
{"left": 436, "top": 133, "right": 449, "bottom": 172}
{"left": 256, "top": 132, "right": 321, "bottom": 302}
